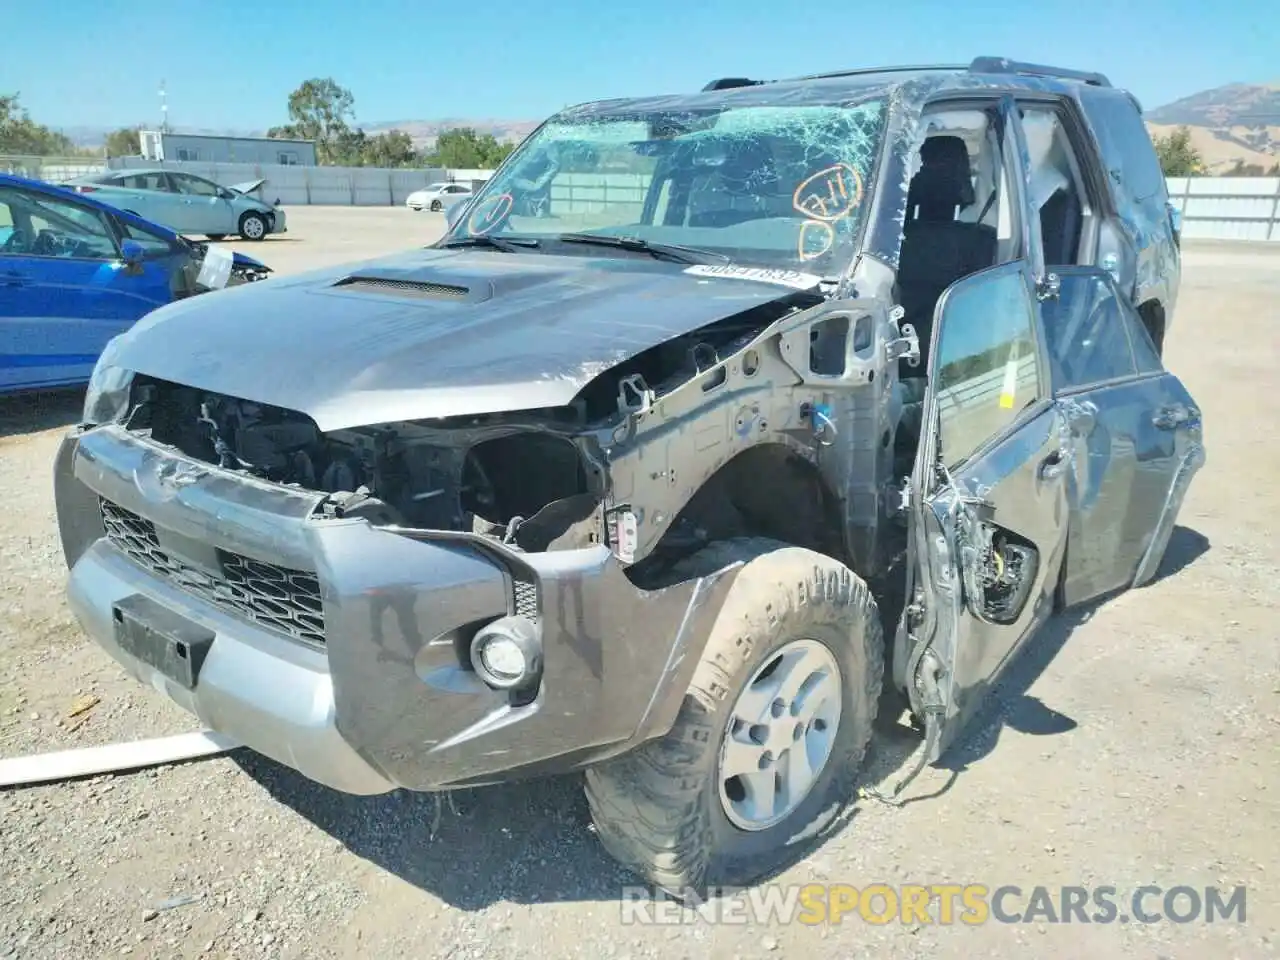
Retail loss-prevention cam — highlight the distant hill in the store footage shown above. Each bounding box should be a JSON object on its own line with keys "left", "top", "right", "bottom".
{"left": 1145, "top": 83, "right": 1280, "bottom": 174}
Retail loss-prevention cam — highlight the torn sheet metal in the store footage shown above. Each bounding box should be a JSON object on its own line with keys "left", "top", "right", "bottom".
{"left": 0, "top": 731, "right": 238, "bottom": 788}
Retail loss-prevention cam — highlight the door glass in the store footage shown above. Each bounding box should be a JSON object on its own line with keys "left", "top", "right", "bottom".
{"left": 172, "top": 174, "right": 219, "bottom": 197}
{"left": 0, "top": 193, "right": 14, "bottom": 248}
{"left": 1120, "top": 300, "right": 1164, "bottom": 375}
{"left": 933, "top": 264, "right": 1046, "bottom": 468}
{"left": 1039, "top": 271, "right": 1138, "bottom": 390}
{"left": 121, "top": 172, "right": 169, "bottom": 191}
{"left": 10, "top": 189, "right": 118, "bottom": 259}
{"left": 119, "top": 220, "right": 177, "bottom": 257}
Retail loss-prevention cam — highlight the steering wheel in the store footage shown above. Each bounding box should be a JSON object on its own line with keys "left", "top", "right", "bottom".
{"left": 32, "top": 230, "right": 62, "bottom": 256}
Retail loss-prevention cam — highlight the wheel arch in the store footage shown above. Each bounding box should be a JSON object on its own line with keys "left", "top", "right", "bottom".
{"left": 640, "top": 441, "right": 851, "bottom": 572}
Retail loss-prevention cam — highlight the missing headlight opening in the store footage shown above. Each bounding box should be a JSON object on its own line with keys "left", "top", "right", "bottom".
{"left": 126, "top": 376, "right": 603, "bottom": 552}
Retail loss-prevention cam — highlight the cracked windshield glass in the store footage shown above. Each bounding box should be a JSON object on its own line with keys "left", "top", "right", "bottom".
{"left": 447, "top": 99, "right": 887, "bottom": 273}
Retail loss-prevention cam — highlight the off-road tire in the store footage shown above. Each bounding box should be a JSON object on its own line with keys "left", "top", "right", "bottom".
{"left": 584, "top": 537, "right": 883, "bottom": 899}
{"left": 238, "top": 212, "right": 268, "bottom": 241}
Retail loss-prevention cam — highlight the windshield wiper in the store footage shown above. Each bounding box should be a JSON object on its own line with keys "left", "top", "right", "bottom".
{"left": 439, "top": 235, "right": 540, "bottom": 252}
{"left": 556, "top": 233, "right": 729, "bottom": 264}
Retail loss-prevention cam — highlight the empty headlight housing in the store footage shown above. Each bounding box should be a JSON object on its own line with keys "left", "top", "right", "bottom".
{"left": 82, "top": 336, "right": 134, "bottom": 425}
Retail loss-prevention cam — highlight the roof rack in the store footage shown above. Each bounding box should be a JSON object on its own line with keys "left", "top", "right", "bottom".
{"left": 793, "top": 64, "right": 967, "bottom": 82}
{"left": 968, "top": 56, "right": 1112, "bottom": 88}
{"left": 702, "top": 78, "right": 765, "bottom": 91}
{"left": 703, "top": 57, "right": 1113, "bottom": 94}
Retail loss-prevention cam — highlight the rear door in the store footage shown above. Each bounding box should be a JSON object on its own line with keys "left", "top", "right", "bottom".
{"left": 0, "top": 184, "right": 172, "bottom": 391}
{"left": 1040, "top": 267, "right": 1202, "bottom": 602}
{"left": 906, "top": 260, "right": 1069, "bottom": 758}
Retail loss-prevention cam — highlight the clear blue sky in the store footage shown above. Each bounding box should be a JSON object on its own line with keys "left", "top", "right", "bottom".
{"left": 2, "top": 0, "right": 1274, "bottom": 131}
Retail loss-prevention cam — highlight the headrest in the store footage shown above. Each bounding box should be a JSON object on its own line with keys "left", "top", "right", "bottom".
{"left": 907, "top": 135, "right": 975, "bottom": 221}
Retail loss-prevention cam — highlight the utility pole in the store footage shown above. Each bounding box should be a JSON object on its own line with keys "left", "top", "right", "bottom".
{"left": 159, "top": 79, "right": 170, "bottom": 133}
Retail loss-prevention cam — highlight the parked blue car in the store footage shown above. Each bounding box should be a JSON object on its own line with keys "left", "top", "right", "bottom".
{"left": 0, "top": 173, "right": 271, "bottom": 394}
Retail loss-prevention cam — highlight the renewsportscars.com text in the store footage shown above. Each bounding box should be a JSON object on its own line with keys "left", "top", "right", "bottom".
{"left": 620, "top": 884, "right": 1247, "bottom": 926}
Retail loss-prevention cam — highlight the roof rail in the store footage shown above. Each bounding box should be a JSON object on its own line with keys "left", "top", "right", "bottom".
{"left": 791, "top": 64, "right": 967, "bottom": 82}
{"left": 702, "top": 77, "right": 764, "bottom": 91}
{"left": 968, "top": 56, "right": 1111, "bottom": 88}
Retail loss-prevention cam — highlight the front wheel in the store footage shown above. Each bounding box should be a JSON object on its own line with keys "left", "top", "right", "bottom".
{"left": 585, "top": 538, "right": 883, "bottom": 898}
{"left": 238, "top": 212, "right": 267, "bottom": 241}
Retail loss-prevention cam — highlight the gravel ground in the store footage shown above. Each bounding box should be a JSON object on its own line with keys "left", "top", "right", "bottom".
{"left": 1, "top": 211, "right": 1278, "bottom": 959}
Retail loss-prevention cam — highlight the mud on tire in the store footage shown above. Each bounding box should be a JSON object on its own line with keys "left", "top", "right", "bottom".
{"left": 584, "top": 537, "right": 883, "bottom": 898}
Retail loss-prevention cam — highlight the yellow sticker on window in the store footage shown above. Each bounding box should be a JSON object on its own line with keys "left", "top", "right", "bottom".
{"left": 999, "top": 357, "right": 1019, "bottom": 409}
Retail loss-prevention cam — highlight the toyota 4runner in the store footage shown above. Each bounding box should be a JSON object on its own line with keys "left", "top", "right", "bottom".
{"left": 55, "top": 57, "right": 1201, "bottom": 896}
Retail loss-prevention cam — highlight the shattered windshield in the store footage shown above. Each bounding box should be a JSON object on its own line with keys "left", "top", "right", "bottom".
{"left": 445, "top": 99, "right": 887, "bottom": 273}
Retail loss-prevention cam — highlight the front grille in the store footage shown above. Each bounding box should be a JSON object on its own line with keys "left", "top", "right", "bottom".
{"left": 512, "top": 576, "right": 539, "bottom": 620}
{"left": 332, "top": 276, "right": 469, "bottom": 299}
{"left": 100, "top": 499, "right": 326, "bottom": 647}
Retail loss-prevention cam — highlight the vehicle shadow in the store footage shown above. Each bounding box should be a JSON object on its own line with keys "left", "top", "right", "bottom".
{"left": 887, "top": 523, "right": 1211, "bottom": 801}
{"left": 233, "top": 526, "right": 1209, "bottom": 908}
{"left": 233, "top": 753, "right": 634, "bottom": 909}
{"left": 0, "top": 388, "right": 83, "bottom": 441}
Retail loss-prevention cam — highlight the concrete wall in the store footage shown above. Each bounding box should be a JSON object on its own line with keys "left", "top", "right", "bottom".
{"left": 108, "top": 157, "right": 459, "bottom": 206}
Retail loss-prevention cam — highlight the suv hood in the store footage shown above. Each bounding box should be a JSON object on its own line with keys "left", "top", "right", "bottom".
{"left": 113, "top": 248, "right": 821, "bottom": 431}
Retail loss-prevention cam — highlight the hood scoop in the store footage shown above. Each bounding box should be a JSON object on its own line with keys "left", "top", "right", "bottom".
{"left": 331, "top": 274, "right": 473, "bottom": 300}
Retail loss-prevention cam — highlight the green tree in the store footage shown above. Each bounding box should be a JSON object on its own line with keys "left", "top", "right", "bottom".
{"left": 360, "top": 130, "right": 418, "bottom": 168}
{"left": 427, "top": 127, "right": 515, "bottom": 168}
{"left": 1151, "top": 126, "right": 1204, "bottom": 177}
{"left": 103, "top": 126, "right": 142, "bottom": 158}
{"left": 268, "top": 78, "right": 357, "bottom": 164}
{"left": 0, "top": 93, "right": 74, "bottom": 156}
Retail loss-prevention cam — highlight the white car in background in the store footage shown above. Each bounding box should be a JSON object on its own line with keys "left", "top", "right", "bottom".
{"left": 405, "top": 182, "right": 472, "bottom": 212}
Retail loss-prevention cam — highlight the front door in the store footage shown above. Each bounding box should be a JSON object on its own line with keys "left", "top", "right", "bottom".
{"left": 906, "top": 260, "right": 1070, "bottom": 758}
{"left": 0, "top": 185, "right": 171, "bottom": 390}
{"left": 168, "top": 173, "right": 235, "bottom": 235}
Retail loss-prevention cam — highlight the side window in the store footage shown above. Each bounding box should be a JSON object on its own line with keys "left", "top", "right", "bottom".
{"left": 933, "top": 264, "right": 1046, "bottom": 468}
{"left": 172, "top": 174, "right": 219, "bottom": 197}
{"left": 1039, "top": 271, "right": 1137, "bottom": 390}
{"left": 118, "top": 219, "right": 176, "bottom": 257}
{"left": 6, "top": 188, "right": 118, "bottom": 260}
{"left": 1119, "top": 299, "right": 1164, "bottom": 375}
{"left": 0, "top": 192, "right": 14, "bottom": 248}
{"left": 121, "top": 172, "right": 169, "bottom": 191}
{"left": 1081, "top": 93, "right": 1166, "bottom": 205}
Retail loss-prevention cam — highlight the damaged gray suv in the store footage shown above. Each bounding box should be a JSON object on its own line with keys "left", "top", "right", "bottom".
{"left": 55, "top": 57, "right": 1200, "bottom": 896}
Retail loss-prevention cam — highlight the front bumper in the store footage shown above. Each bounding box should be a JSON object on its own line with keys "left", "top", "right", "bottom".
{"left": 268, "top": 208, "right": 287, "bottom": 234}
{"left": 55, "top": 424, "right": 738, "bottom": 794}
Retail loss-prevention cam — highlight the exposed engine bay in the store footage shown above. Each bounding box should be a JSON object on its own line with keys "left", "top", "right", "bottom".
{"left": 128, "top": 375, "right": 603, "bottom": 553}
{"left": 122, "top": 298, "right": 800, "bottom": 558}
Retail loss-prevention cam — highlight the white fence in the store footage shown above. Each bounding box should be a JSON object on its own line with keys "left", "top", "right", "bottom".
{"left": 1166, "top": 177, "right": 1280, "bottom": 242}
{"left": 1, "top": 152, "right": 1278, "bottom": 237}
{"left": 109, "top": 157, "right": 464, "bottom": 206}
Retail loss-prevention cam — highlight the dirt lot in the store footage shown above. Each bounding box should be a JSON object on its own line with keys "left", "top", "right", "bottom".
{"left": 1, "top": 208, "right": 1277, "bottom": 959}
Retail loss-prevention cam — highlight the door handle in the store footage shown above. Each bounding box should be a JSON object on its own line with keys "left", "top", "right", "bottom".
{"left": 1153, "top": 405, "right": 1197, "bottom": 430}
{"left": 1038, "top": 448, "right": 1070, "bottom": 480}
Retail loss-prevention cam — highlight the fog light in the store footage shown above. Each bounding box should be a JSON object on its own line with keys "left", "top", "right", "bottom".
{"left": 470, "top": 615, "right": 542, "bottom": 691}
